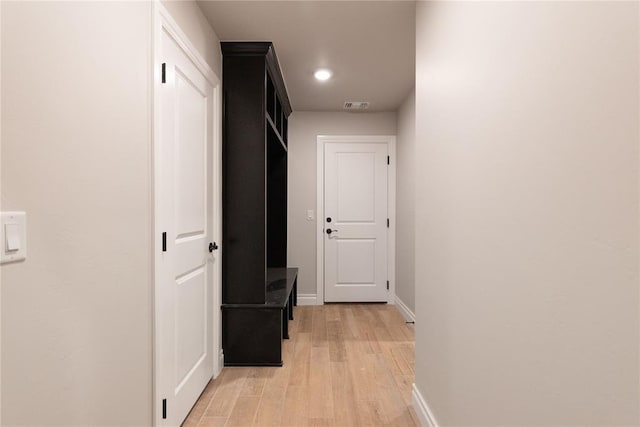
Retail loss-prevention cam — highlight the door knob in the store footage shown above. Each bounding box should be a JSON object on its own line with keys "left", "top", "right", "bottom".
{"left": 326, "top": 228, "right": 338, "bottom": 235}
{"left": 209, "top": 242, "right": 218, "bottom": 252}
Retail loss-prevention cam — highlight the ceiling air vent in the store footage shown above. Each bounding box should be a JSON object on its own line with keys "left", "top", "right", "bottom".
{"left": 343, "top": 101, "right": 370, "bottom": 110}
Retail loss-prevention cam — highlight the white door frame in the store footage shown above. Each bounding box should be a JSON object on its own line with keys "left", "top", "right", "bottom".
{"left": 316, "top": 135, "right": 396, "bottom": 305}
{"left": 152, "top": 3, "right": 222, "bottom": 425}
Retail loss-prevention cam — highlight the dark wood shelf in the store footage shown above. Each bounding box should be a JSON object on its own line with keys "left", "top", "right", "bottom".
{"left": 221, "top": 41, "right": 294, "bottom": 367}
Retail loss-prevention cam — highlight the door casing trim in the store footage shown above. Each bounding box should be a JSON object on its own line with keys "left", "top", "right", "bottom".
{"left": 316, "top": 135, "right": 397, "bottom": 305}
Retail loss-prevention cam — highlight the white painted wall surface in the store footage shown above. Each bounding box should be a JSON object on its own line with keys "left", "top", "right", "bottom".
{"left": 395, "top": 89, "right": 415, "bottom": 314}
{"left": 414, "top": 2, "right": 639, "bottom": 425}
{"left": 0, "top": 2, "right": 3, "bottom": 423}
{"left": 0, "top": 1, "right": 221, "bottom": 425}
{"left": 287, "top": 112, "right": 396, "bottom": 298}
{"left": 1, "top": 3, "right": 153, "bottom": 424}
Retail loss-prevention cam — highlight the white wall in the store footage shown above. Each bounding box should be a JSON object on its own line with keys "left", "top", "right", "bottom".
{"left": 0, "top": 2, "right": 4, "bottom": 423}
{"left": 287, "top": 112, "right": 396, "bottom": 298}
{"left": 0, "top": 2, "right": 220, "bottom": 425}
{"left": 414, "top": 2, "right": 639, "bottom": 425}
{"left": 395, "top": 89, "right": 415, "bottom": 314}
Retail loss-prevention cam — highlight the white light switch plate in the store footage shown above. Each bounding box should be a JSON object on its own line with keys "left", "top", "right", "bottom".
{"left": 306, "top": 210, "right": 315, "bottom": 221}
{"left": 1, "top": 212, "right": 27, "bottom": 264}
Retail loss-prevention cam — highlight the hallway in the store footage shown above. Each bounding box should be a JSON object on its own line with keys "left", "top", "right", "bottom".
{"left": 183, "top": 304, "right": 417, "bottom": 427}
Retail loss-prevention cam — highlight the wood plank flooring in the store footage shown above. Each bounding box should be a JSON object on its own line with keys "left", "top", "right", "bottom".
{"left": 183, "top": 304, "right": 418, "bottom": 427}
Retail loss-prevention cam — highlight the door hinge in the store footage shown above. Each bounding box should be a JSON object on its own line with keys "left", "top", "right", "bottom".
{"left": 387, "top": 280, "right": 390, "bottom": 290}
{"left": 387, "top": 155, "right": 390, "bottom": 165}
{"left": 161, "top": 63, "right": 166, "bottom": 84}
{"left": 162, "top": 232, "right": 167, "bottom": 252}
{"left": 162, "top": 398, "right": 167, "bottom": 419}
{"left": 387, "top": 218, "right": 390, "bottom": 228}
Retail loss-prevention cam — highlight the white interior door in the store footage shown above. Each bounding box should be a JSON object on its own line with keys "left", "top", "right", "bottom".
{"left": 157, "top": 26, "right": 216, "bottom": 426}
{"left": 324, "top": 142, "right": 388, "bottom": 302}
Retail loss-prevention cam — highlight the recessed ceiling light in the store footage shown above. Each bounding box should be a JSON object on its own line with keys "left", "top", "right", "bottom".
{"left": 314, "top": 69, "right": 332, "bottom": 81}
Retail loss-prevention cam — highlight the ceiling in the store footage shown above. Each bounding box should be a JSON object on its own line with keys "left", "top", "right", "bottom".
{"left": 197, "top": 1, "right": 416, "bottom": 112}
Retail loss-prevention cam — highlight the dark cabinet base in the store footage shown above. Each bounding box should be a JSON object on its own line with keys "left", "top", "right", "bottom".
{"left": 222, "top": 268, "right": 298, "bottom": 366}
{"left": 222, "top": 308, "right": 284, "bottom": 366}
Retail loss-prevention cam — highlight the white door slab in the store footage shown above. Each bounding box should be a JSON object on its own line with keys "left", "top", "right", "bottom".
{"left": 324, "top": 142, "right": 388, "bottom": 302}
{"left": 156, "top": 24, "right": 215, "bottom": 426}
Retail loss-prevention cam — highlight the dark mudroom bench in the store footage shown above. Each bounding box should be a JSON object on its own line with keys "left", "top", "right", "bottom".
{"left": 222, "top": 268, "right": 298, "bottom": 366}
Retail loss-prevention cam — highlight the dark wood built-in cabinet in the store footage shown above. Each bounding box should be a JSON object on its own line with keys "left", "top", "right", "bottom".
{"left": 221, "top": 41, "right": 296, "bottom": 366}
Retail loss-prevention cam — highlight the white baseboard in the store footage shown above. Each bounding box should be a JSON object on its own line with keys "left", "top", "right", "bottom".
{"left": 216, "top": 350, "right": 224, "bottom": 377}
{"left": 412, "top": 383, "right": 439, "bottom": 427}
{"left": 395, "top": 295, "right": 416, "bottom": 323}
{"left": 297, "top": 294, "right": 319, "bottom": 306}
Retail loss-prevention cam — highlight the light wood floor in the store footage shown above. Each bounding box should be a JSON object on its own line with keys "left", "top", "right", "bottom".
{"left": 183, "top": 304, "right": 418, "bottom": 427}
